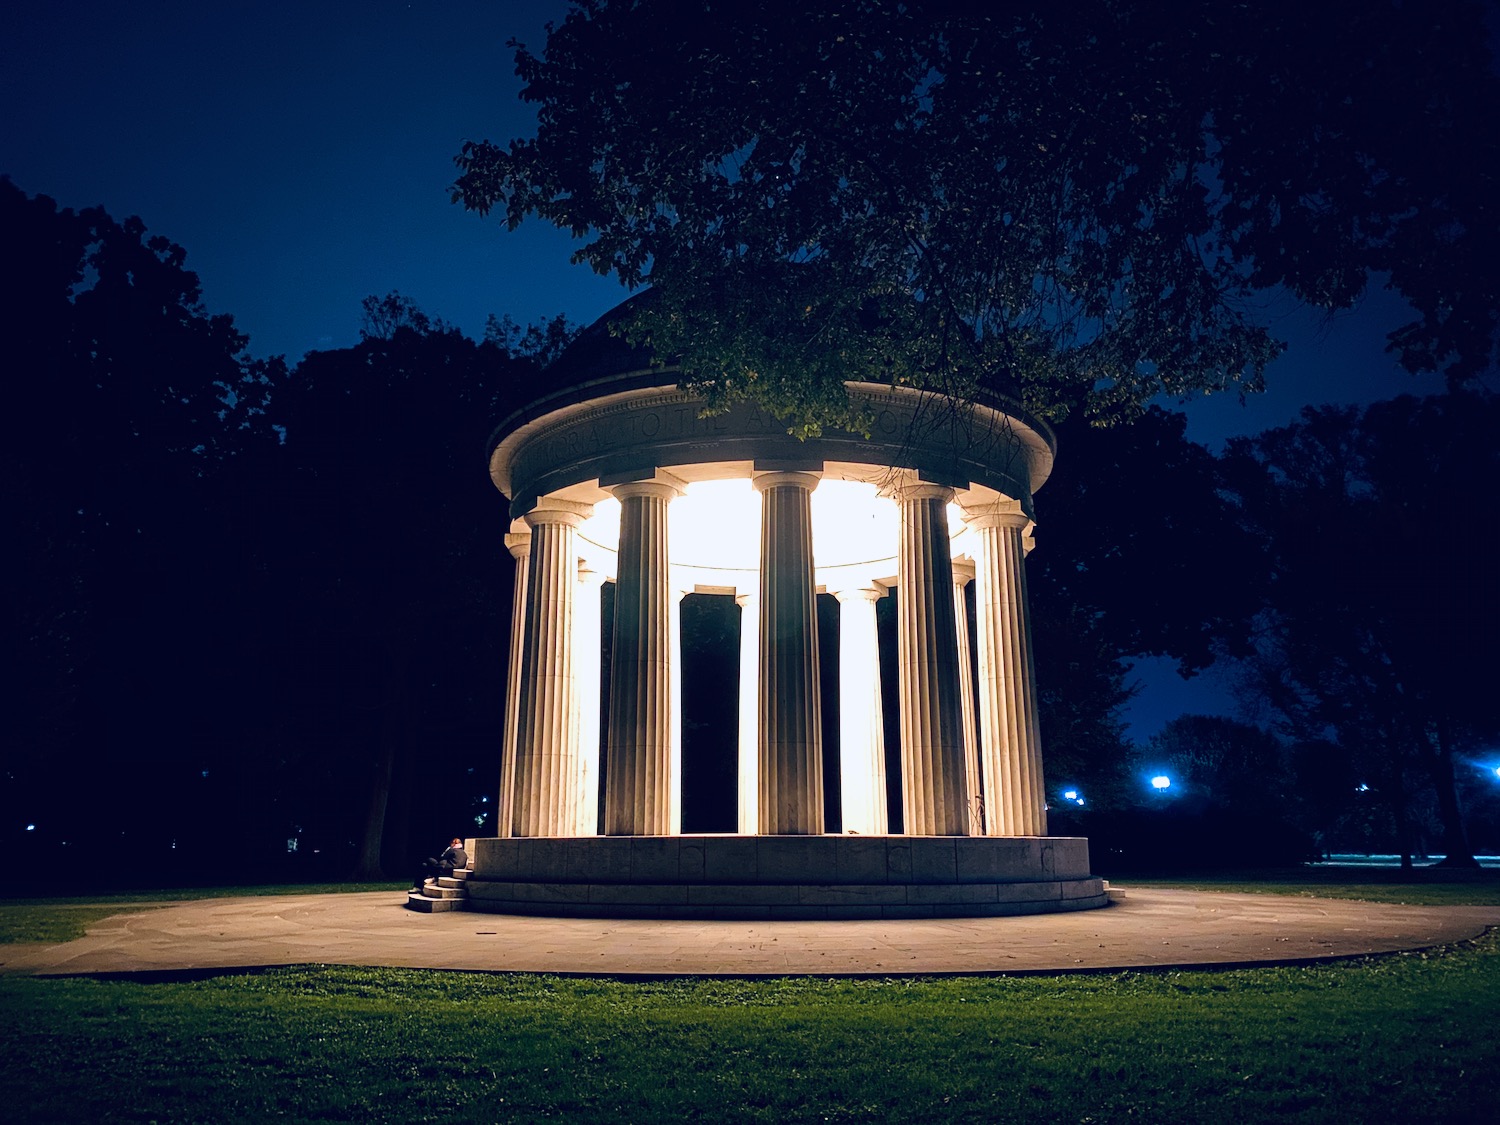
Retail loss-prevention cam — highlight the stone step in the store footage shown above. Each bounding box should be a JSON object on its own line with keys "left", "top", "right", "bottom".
{"left": 419, "top": 883, "right": 467, "bottom": 899}
{"left": 405, "top": 891, "right": 465, "bottom": 913}
{"left": 437, "top": 875, "right": 468, "bottom": 888}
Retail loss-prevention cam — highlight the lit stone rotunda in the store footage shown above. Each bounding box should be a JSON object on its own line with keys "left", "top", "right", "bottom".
{"left": 466, "top": 304, "right": 1109, "bottom": 918}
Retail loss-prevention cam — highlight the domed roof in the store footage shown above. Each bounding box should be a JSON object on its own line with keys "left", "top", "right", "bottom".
{"left": 540, "top": 290, "right": 666, "bottom": 389}
{"left": 488, "top": 291, "right": 1056, "bottom": 524}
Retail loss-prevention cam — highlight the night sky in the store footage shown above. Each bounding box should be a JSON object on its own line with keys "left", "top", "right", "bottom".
{"left": 3, "top": 0, "right": 1473, "bottom": 738}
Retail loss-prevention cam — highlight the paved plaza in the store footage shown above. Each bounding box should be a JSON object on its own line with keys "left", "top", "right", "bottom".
{"left": 5, "top": 886, "right": 1497, "bottom": 978}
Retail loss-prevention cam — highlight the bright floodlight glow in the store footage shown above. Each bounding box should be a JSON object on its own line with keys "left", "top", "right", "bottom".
{"left": 810, "top": 480, "right": 899, "bottom": 570}
{"left": 1493, "top": 766, "right": 1500, "bottom": 780}
{"left": 1150, "top": 775, "right": 1171, "bottom": 790}
{"left": 578, "top": 476, "right": 977, "bottom": 591}
{"left": 1063, "top": 790, "right": 1078, "bottom": 800}
{"left": 670, "top": 479, "right": 760, "bottom": 570}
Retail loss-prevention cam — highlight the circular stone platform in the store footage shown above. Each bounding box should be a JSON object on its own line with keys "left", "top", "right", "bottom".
{"left": 467, "top": 834, "right": 1109, "bottom": 919}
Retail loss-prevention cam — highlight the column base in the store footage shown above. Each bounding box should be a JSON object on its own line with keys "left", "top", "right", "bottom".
{"left": 466, "top": 834, "right": 1109, "bottom": 919}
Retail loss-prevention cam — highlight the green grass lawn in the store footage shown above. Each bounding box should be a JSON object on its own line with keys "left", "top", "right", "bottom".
{"left": 1120, "top": 865, "right": 1500, "bottom": 906}
{"left": 1, "top": 937, "right": 1496, "bottom": 1124}
{"left": 2, "top": 873, "right": 1496, "bottom": 1123}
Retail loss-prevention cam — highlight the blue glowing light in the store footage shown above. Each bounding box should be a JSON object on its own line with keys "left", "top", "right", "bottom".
{"left": 1150, "top": 775, "right": 1172, "bottom": 790}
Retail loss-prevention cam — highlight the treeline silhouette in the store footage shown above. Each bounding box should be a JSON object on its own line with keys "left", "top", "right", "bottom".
{"left": 3, "top": 179, "right": 1495, "bottom": 888}
{"left": 2, "top": 180, "right": 556, "bottom": 886}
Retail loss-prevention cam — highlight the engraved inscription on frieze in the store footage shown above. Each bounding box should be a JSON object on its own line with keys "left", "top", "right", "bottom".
{"left": 508, "top": 384, "right": 1037, "bottom": 501}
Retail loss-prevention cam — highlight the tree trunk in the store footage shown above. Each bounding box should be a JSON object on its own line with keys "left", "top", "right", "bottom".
{"left": 1428, "top": 720, "right": 1479, "bottom": 868}
{"left": 350, "top": 725, "right": 396, "bottom": 880}
{"left": 1390, "top": 780, "right": 1414, "bottom": 871}
{"left": 349, "top": 643, "right": 405, "bottom": 881}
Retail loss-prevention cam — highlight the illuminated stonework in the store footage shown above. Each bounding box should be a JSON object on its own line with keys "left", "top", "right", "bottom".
{"left": 477, "top": 308, "right": 1108, "bottom": 917}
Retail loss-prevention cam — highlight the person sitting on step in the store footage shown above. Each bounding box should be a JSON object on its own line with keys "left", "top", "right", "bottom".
{"left": 413, "top": 837, "right": 467, "bottom": 892}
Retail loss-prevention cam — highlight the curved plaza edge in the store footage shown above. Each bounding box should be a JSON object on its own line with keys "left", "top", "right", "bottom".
{"left": 6, "top": 887, "right": 1497, "bottom": 979}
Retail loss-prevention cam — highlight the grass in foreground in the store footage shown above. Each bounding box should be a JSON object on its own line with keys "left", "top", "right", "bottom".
{"left": 1116, "top": 865, "right": 1500, "bottom": 906}
{"left": 2, "top": 932, "right": 1497, "bottom": 1124}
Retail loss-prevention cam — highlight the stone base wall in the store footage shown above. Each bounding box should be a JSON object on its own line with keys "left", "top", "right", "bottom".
{"left": 467, "top": 834, "right": 1109, "bottom": 919}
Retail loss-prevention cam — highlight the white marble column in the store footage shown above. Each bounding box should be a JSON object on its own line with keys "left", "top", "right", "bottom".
{"left": 952, "top": 559, "right": 983, "bottom": 834}
{"left": 603, "top": 480, "right": 678, "bottom": 835}
{"left": 498, "top": 531, "right": 531, "bottom": 838}
{"left": 754, "top": 471, "right": 824, "bottom": 835}
{"left": 669, "top": 582, "right": 686, "bottom": 835}
{"left": 735, "top": 592, "right": 759, "bottom": 834}
{"left": 572, "top": 562, "right": 605, "bottom": 836}
{"left": 895, "top": 482, "right": 971, "bottom": 835}
{"left": 835, "top": 585, "right": 888, "bottom": 835}
{"left": 514, "top": 500, "right": 593, "bottom": 837}
{"left": 969, "top": 507, "right": 1048, "bottom": 836}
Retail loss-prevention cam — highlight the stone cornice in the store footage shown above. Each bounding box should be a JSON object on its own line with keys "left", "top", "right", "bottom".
{"left": 490, "top": 372, "right": 1054, "bottom": 520}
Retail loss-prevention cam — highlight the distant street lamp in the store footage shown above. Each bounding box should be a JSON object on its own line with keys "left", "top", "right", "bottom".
{"left": 1150, "top": 775, "right": 1171, "bottom": 791}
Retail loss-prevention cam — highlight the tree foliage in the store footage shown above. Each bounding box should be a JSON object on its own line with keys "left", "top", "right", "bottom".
{"left": 1030, "top": 407, "right": 1263, "bottom": 676}
{"left": 2, "top": 178, "right": 279, "bottom": 876}
{"left": 1221, "top": 392, "right": 1500, "bottom": 865}
{"left": 1026, "top": 407, "right": 1267, "bottom": 802}
{"left": 2, "top": 179, "right": 575, "bottom": 884}
{"left": 456, "top": 0, "right": 1500, "bottom": 432}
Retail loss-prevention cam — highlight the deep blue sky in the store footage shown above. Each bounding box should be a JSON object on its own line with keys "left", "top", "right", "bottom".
{"left": 3, "top": 0, "right": 1471, "bottom": 740}
{"left": 3, "top": 1, "right": 629, "bottom": 358}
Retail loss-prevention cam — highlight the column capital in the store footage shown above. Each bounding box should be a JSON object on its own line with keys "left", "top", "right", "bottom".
{"left": 752, "top": 470, "right": 821, "bottom": 494}
{"left": 890, "top": 480, "right": 954, "bottom": 505}
{"left": 609, "top": 479, "right": 683, "bottom": 503}
{"left": 951, "top": 558, "right": 976, "bottom": 586}
{"left": 832, "top": 584, "right": 885, "bottom": 605}
{"left": 524, "top": 497, "right": 595, "bottom": 530}
{"left": 504, "top": 531, "right": 532, "bottom": 559}
{"left": 961, "top": 500, "right": 1030, "bottom": 532}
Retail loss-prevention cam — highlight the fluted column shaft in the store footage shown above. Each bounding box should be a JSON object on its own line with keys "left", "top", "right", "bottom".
{"left": 668, "top": 583, "right": 685, "bottom": 835}
{"left": 836, "top": 586, "right": 888, "bottom": 835}
{"left": 896, "top": 484, "right": 970, "bottom": 835}
{"left": 603, "top": 481, "right": 678, "bottom": 835}
{"left": 735, "top": 592, "right": 759, "bottom": 834}
{"left": 498, "top": 532, "right": 531, "bottom": 838}
{"left": 952, "top": 560, "right": 983, "bottom": 834}
{"left": 514, "top": 501, "right": 592, "bottom": 837}
{"left": 970, "top": 510, "right": 1048, "bottom": 836}
{"left": 754, "top": 472, "right": 824, "bottom": 834}
{"left": 572, "top": 563, "right": 605, "bottom": 836}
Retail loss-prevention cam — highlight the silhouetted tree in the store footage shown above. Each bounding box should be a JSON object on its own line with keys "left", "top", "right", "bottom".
{"left": 1221, "top": 392, "right": 1500, "bottom": 867}
{"left": 3, "top": 177, "right": 576, "bottom": 886}
{"left": 457, "top": 0, "right": 1499, "bottom": 432}
{"left": 245, "top": 302, "right": 565, "bottom": 878}
{"left": 1, "top": 178, "right": 281, "bottom": 881}
{"left": 1028, "top": 408, "right": 1265, "bottom": 803}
